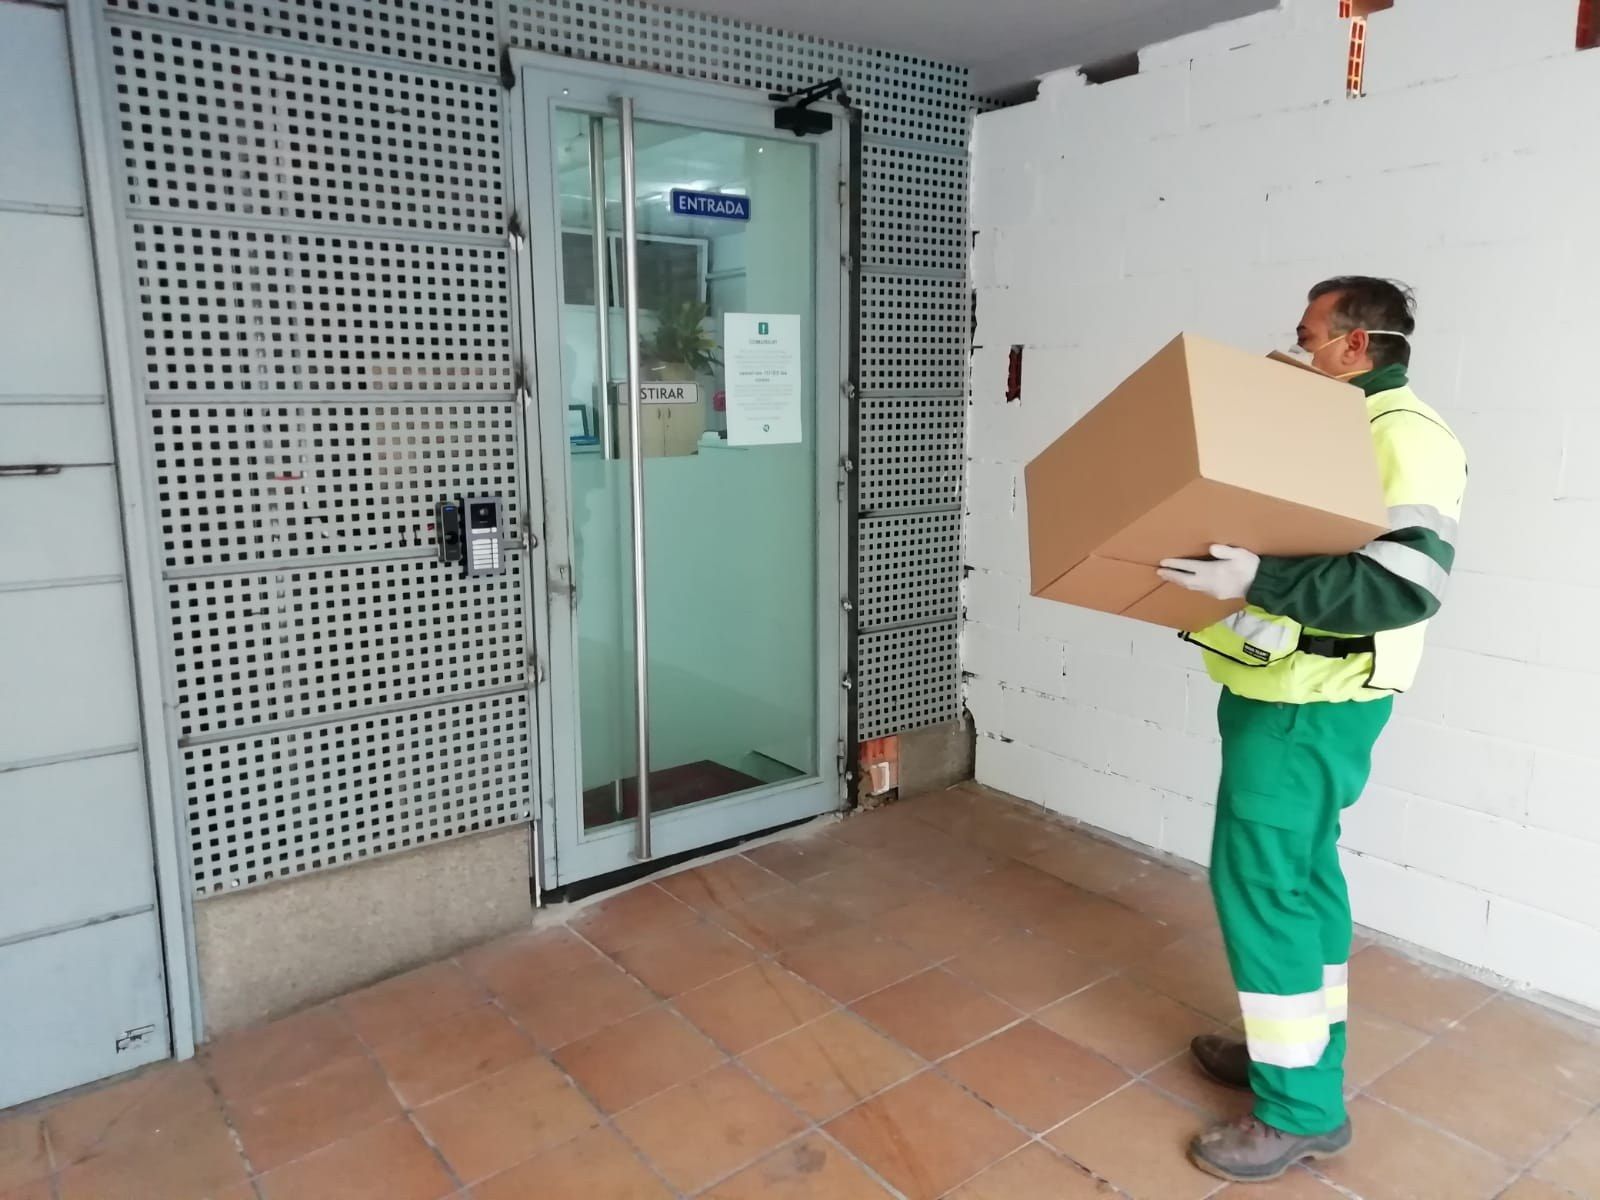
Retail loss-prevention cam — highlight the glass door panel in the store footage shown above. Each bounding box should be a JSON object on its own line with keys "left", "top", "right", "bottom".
{"left": 518, "top": 62, "right": 844, "bottom": 885}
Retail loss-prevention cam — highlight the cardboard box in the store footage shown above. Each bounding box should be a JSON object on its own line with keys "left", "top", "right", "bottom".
{"left": 1023, "top": 333, "right": 1389, "bottom": 632}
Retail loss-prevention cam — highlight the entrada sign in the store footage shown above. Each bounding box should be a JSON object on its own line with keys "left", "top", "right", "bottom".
{"left": 670, "top": 189, "right": 751, "bottom": 221}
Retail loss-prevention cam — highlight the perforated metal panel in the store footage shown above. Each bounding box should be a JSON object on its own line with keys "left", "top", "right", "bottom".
{"left": 505, "top": 0, "right": 972, "bottom": 740}
{"left": 183, "top": 692, "right": 532, "bottom": 893}
{"left": 858, "top": 622, "right": 962, "bottom": 738}
{"left": 105, "top": 22, "right": 504, "bottom": 236}
{"left": 858, "top": 512, "right": 960, "bottom": 630}
{"left": 148, "top": 402, "right": 522, "bottom": 568}
{"left": 167, "top": 560, "right": 528, "bottom": 740}
{"left": 130, "top": 223, "right": 513, "bottom": 394}
{"left": 104, "top": 0, "right": 499, "bottom": 75}
{"left": 97, "top": 0, "right": 528, "bottom": 895}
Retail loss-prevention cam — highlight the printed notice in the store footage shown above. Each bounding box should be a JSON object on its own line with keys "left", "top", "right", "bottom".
{"left": 724, "top": 313, "right": 802, "bottom": 446}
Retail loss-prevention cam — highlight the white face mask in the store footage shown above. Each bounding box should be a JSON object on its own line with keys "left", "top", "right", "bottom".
{"left": 1286, "top": 329, "right": 1410, "bottom": 377}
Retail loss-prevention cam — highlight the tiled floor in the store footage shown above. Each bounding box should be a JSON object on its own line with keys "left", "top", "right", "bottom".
{"left": 6, "top": 786, "right": 1600, "bottom": 1200}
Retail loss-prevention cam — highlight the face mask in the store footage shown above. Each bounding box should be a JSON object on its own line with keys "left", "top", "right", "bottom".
{"left": 1287, "top": 330, "right": 1411, "bottom": 377}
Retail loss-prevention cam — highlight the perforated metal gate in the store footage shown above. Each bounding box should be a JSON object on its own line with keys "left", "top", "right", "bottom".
{"left": 93, "top": 0, "right": 967, "bottom": 896}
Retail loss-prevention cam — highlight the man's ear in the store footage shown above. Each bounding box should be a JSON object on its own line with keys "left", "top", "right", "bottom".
{"left": 1344, "top": 328, "right": 1370, "bottom": 361}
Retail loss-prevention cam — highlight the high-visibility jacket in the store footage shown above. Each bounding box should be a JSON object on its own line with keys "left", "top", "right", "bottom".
{"left": 1184, "top": 365, "right": 1467, "bottom": 704}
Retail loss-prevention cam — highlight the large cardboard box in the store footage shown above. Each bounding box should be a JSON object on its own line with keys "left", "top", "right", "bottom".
{"left": 1023, "top": 333, "right": 1389, "bottom": 632}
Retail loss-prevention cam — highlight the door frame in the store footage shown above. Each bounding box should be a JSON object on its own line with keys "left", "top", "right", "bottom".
{"left": 505, "top": 54, "right": 853, "bottom": 888}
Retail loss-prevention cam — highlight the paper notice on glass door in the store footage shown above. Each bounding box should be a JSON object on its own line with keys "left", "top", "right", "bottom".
{"left": 724, "top": 313, "right": 802, "bottom": 446}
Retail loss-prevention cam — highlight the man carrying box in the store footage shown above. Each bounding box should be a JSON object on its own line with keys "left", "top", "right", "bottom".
{"left": 1156, "top": 277, "right": 1468, "bottom": 1184}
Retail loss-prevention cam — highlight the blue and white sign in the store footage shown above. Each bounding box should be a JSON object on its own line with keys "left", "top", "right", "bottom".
{"left": 670, "top": 189, "right": 751, "bottom": 222}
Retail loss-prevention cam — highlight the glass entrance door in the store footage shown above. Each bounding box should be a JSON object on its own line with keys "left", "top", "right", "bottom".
{"left": 511, "top": 61, "right": 848, "bottom": 886}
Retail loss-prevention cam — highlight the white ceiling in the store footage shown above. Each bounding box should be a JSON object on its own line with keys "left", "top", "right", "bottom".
{"left": 684, "top": 0, "right": 1275, "bottom": 93}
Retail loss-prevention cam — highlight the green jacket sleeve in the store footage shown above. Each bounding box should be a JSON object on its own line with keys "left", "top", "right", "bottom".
{"left": 1246, "top": 411, "right": 1466, "bottom": 635}
{"left": 1248, "top": 527, "right": 1451, "bottom": 634}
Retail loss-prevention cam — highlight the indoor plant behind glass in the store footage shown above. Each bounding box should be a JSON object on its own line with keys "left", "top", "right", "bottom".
{"left": 643, "top": 300, "right": 721, "bottom": 383}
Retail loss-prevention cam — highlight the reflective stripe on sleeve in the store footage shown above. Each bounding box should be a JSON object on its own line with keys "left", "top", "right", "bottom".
{"left": 1387, "top": 504, "right": 1458, "bottom": 545}
{"left": 1359, "top": 539, "right": 1450, "bottom": 600}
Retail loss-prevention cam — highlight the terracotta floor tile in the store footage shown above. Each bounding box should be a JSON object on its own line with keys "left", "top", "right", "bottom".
{"left": 746, "top": 836, "right": 866, "bottom": 883}
{"left": 675, "top": 962, "right": 837, "bottom": 1054}
{"left": 825, "top": 1072, "right": 1028, "bottom": 1200}
{"left": 945, "top": 930, "right": 1108, "bottom": 1012}
{"left": 1032, "top": 893, "right": 1183, "bottom": 966}
{"left": 959, "top": 862, "right": 1087, "bottom": 926}
{"left": 1038, "top": 976, "right": 1210, "bottom": 1074}
{"left": 1370, "top": 1038, "right": 1590, "bottom": 1164}
{"left": 57, "top": 1105, "right": 248, "bottom": 1200}
{"left": 829, "top": 802, "right": 945, "bottom": 849}
{"left": 1347, "top": 946, "right": 1496, "bottom": 1033}
{"left": 457, "top": 927, "right": 603, "bottom": 1000}
{"left": 1498, "top": 1177, "right": 1585, "bottom": 1200}
{"left": 0, "top": 1116, "right": 48, "bottom": 1193}
{"left": 967, "top": 810, "right": 1066, "bottom": 861}
{"left": 42, "top": 1060, "right": 218, "bottom": 1167}
{"left": 1045, "top": 1083, "right": 1218, "bottom": 1200}
{"left": 553, "top": 1006, "right": 723, "bottom": 1114}
{"left": 707, "top": 890, "right": 856, "bottom": 953}
{"left": 1533, "top": 1110, "right": 1600, "bottom": 1196}
{"left": 204, "top": 1004, "right": 365, "bottom": 1103}
{"left": 742, "top": 1011, "right": 920, "bottom": 1121}
{"left": 903, "top": 787, "right": 990, "bottom": 832}
{"left": 1318, "top": 1096, "right": 1515, "bottom": 1200}
{"left": 609, "top": 920, "right": 758, "bottom": 997}
{"left": 1112, "top": 867, "right": 1221, "bottom": 931}
{"left": 414, "top": 1056, "right": 599, "bottom": 1184}
{"left": 804, "top": 860, "right": 942, "bottom": 921}
{"left": 339, "top": 962, "right": 488, "bottom": 1048}
{"left": 1146, "top": 1052, "right": 1253, "bottom": 1121}
{"left": 853, "top": 968, "right": 1020, "bottom": 1061}
{"left": 571, "top": 884, "right": 699, "bottom": 955}
{"left": 778, "top": 926, "right": 929, "bottom": 1004}
{"left": 1126, "top": 934, "right": 1243, "bottom": 1023}
{"left": 702, "top": 1134, "right": 894, "bottom": 1200}
{"left": 656, "top": 855, "right": 789, "bottom": 913}
{"left": 1445, "top": 993, "right": 1600, "bottom": 1102}
{"left": 947, "top": 1142, "right": 1112, "bottom": 1200}
{"left": 943, "top": 1020, "right": 1129, "bottom": 1132}
{"left": 470, "top": 1125, "right": 671, "bottom": 1200}
{"left": 500, "top": 959, "right": 654, "bottom": 1050}
{"left": 872, "top": 892, "right": 1012, "bottom": 961}
{"left": 257, "top": 1118, "right": 454, "bottom": 1200}
{"left": 1213, "top": 1169, "right": 1351, "bottom": 1197}
{"left": 1026, "top": 834, "right": 1155, "bottom": 895}
{"left": 228, "top": 1054, "right": 400, "bottom": 1173}
{"left": 614, "top": 1063, "right": 806, "bottom": 1192}
{"left": 1344, "top": 1005, "right": 1430, "bottom": 1089}
{"left": 875, "top": 828, "right": 1002, "bottom": 888}
{"left": 371, "top": 1005, "right": 534, "bottom": 1107}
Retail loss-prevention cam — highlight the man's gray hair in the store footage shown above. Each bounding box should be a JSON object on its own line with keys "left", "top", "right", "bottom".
{"left": 1308, "top": 276, "right": 1416, "bottom": 369}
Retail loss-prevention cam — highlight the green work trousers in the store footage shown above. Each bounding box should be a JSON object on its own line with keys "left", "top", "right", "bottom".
{"left": 1211, "top": 688, "right": 1393, "bottom": 1137}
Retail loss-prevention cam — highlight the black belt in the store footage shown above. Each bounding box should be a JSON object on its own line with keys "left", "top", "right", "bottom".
{"left": 1297, "top": 633, "right": 1376, "bottom": 658}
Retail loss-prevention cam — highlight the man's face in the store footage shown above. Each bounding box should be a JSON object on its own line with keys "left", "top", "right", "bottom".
{"left": 1296, "top": 291, "right": 1372, "bottom": 378}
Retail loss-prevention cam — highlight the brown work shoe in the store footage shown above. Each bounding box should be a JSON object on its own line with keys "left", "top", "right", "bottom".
{"left": 1191, "top": 1033, "right": 1252, "bottom": 1091}
{"left": 1189, "top": 1114, "right": 1353, "bottom": 1183}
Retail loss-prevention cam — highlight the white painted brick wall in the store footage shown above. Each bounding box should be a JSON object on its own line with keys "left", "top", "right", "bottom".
{"left": 967, "top": 0, "right": 1600, "bottom": 1011}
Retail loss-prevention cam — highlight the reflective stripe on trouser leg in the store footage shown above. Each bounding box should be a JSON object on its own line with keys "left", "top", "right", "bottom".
{"left": 1240, "top": 990, "right": 1331, "bottom": 1068}
{"left": 1324, "top": 962, "right": 1349, "bottom": 1025}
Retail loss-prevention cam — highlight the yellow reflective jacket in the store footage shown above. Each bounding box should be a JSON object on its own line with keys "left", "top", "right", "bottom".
{"left": 1185, "top": 366, "right": 1467, "bottom": 704}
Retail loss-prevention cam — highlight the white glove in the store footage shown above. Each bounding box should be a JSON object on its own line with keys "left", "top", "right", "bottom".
{"left": 1157, "top": 545, "right": 1260, "bottom": 601}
